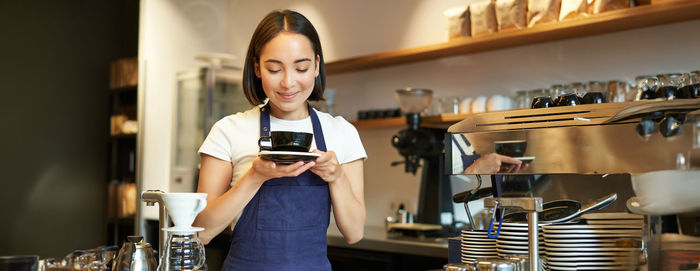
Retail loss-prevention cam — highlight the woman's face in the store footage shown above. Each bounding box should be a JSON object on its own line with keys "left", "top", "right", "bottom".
{"left": 256, "top": 32, "right": 319, "bottom": 118}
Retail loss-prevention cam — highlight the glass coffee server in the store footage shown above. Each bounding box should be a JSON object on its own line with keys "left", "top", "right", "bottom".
{"left": 172, "top": 54, "right": 250, "bottom": 193}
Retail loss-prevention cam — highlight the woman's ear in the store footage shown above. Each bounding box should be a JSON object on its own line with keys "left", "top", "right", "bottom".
{"left": 314, "top": 55, "right": 320, "bottom": 77}
{"left": 254, "top": 61, "right": 261, "bottom": 78}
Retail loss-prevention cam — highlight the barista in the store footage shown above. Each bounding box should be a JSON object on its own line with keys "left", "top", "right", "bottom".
{"left": 453, "top": 134, "right": 527, "bottom": 174}
{"left": 193, "top": 10, "right": 367, "bottom": 270}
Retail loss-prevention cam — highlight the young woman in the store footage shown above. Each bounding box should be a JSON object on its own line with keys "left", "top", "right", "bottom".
{"left": 192, "top": 10, "right": 367, "bottom": 270}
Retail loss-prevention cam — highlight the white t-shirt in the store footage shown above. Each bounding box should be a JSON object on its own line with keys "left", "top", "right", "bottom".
{"left": 198, "top": 106, "right": 367, "bottom": 186}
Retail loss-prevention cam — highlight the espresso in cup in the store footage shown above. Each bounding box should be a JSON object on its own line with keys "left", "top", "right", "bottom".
{"left": 494, "top": 140, "right": 527, "bottom": 158}
{"left": 258, "top": 131, "right": 313, "bottom": 152}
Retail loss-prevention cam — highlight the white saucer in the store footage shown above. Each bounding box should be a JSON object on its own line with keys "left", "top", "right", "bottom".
{"left": 162, "top": 227, "right": 204, "bottom": 233}
{"left": 514, "top": 156, "right": 535, "bottom": 163}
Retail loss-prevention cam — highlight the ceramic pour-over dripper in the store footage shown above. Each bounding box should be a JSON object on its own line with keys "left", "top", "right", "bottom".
{"left": 161, "top": 193, "right": 208, "bottom": 229}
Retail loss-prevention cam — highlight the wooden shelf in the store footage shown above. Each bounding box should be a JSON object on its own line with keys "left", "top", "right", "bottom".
{"left": 352, "top": 113, "right": 475, "bottom": 130}
{"left": 326, "top": 0, "right": 700, "bottom": 74}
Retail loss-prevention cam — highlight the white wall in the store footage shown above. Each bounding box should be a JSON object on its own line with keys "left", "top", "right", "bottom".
{"left": 224, "top": 1, "right": 700, "bottom": 228}
{"left": 138, "top": 0, "right": 230, "bottom": 220}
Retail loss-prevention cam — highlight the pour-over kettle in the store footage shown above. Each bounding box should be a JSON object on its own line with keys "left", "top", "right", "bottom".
{"left": 113, "top": 236, "right": 158, "bottom": 271}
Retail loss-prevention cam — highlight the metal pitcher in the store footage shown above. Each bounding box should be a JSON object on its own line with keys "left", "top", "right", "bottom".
{"left": 113, "top": 236, "right": 157, "bottom": 271}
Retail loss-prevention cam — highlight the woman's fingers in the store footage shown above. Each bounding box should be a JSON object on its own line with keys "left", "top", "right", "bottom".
{"left": 312, "top": 149, "right": 331, "bottom": 163}
{"left": 497, "top": 154, "right": 523, "bottom": 166}
{"left": 277, "top": 161, "right": 313, "bottom": 176}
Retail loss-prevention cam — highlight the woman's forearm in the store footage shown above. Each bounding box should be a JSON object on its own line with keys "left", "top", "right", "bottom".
{"left": 194, "top": 170, "right": 264, "bottom": 244}
{"left": 328, "top": 162, "right": 366, "bottom": 244}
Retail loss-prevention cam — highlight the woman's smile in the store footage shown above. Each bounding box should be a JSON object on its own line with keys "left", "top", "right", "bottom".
{"left": 277, "top": 91, "right": 301, "bottom": 100}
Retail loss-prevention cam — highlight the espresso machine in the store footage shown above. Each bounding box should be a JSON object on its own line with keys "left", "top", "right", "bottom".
{"left": 389, "top": 88, "right": 454, "bottom": 229}
{"left": 446, "top": 99, "right": 700, "bottom": 270}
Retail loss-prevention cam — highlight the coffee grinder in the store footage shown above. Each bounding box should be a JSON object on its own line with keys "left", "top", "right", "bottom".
{"left": 390, "top": 88, "right": 454, "bottom": 227}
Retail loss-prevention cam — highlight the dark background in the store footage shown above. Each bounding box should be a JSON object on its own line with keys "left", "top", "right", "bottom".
{"left": 0, "top": 0, "right": 139, "bottom": 257}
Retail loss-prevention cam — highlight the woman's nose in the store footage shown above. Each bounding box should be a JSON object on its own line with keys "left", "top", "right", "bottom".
{"left": 281, "top": 71, "right": 295, "bottom": 88}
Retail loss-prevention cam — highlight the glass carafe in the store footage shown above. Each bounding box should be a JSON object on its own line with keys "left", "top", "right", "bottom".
{"left": 158, "top": 231, "right": 205, "bottom": 271}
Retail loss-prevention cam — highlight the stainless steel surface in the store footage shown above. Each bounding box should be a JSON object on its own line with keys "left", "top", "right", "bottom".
{"left": 141, "top": 190, "right": 168, "bottom": 260}
{"left": 527, "top": 211, "right": 538, "bottom": 271}
{"left": 447, "top": 100, "right": 700, "bottom": 175}
{"left": 484, "top": 197, "right": 542, "bottom": 271}
{"left": 113, "top": 236, "right": 157, "bottom": 271}
{"left": 326, "top": 225, "right": 448, "bottom": 258}
{"left": 448, "top": 121, "right": 700, "bottom": 175}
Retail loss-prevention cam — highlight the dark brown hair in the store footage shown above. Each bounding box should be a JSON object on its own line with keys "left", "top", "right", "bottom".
{"left": 242, "top": 10, "right": 326, "bottom": 106}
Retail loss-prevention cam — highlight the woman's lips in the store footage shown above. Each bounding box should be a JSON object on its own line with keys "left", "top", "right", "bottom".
{"left": 278, "top": 91, "right": 299, "bottom": 100}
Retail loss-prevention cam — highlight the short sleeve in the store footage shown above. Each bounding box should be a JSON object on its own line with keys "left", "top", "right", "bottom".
{"left": 335, "top": 116, "right": 367, "bottom": 164}
{"left": 198, "top": 120, "right": 232, "bottom": 162}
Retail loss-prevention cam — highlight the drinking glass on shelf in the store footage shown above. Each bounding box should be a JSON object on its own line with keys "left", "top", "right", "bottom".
{"left": 635, "top": 75, "right": 658, "bottom": 100}
{"left": 549, "top": 84, "right": 565, "bottom": 99}
{"left": 607, "top": 80, "right": 629, "bottom": 103}
{"left": 515, "top": 90, "right": 529, "bottom": 109}
{"left": 680, "top": 70, "right": 700, "bottom": 98}
{"left": 441, "top": 96, "right": 460, "bottom": 114}
{"left": 459, "top": 97, "right": 472, "bottom": 114}
{"left": 655, "top": 73, "right": 684, "bottom": 99}
{"left": 586, "top": 81, "right": 607, "bottom": 95}
{"left": 426, "top": 98, "right": 443, "bottom": 116}
{"left": 565, "top": 82, "right": 585, "bottom": 97}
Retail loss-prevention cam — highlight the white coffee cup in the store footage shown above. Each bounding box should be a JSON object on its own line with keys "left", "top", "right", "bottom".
{"left": 471, "top": 96, "right": 488, "bottom": 113}
{"left": 161, "top": 193, "right": 208, "bottom": 228}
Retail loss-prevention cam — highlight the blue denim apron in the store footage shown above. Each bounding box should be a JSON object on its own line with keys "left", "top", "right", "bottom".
{"left": 222, "top": 103, "right": 332, "bottom": 271}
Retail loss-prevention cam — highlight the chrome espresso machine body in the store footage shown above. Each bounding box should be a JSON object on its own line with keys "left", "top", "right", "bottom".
{"left": 445, "top": 99, "right": 700, "bottom": 270}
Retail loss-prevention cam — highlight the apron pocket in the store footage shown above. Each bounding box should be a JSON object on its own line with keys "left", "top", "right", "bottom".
{"left": 257, "top": 185, "right": 330, "bottom": 231}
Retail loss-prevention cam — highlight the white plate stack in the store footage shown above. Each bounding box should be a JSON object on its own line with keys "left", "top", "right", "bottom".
{"left": 461, "top": 230, "right": 497, "bottom": 264}
{"left": 580, "top": 212, "right": 643, "bottom": 227}
{"left": 495, "top": 222, "right": 546, "bottom": 258}
{"left": 542, "top": 223, "right": 643, "bottom": 271}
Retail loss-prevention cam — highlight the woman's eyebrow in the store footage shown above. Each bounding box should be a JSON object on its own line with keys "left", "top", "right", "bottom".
{"left": 263, "top": 58, "right": 311, "bottom": 64}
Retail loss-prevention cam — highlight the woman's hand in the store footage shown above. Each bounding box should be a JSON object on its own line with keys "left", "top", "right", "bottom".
{"left": 309, "top": 150, "right": 343, "bottom": 183}
{"left": 463, "top": 153, "right": 528, "bottom": 174}
{"left": 249, "top": 157, "right": 315, "bottom": 184}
